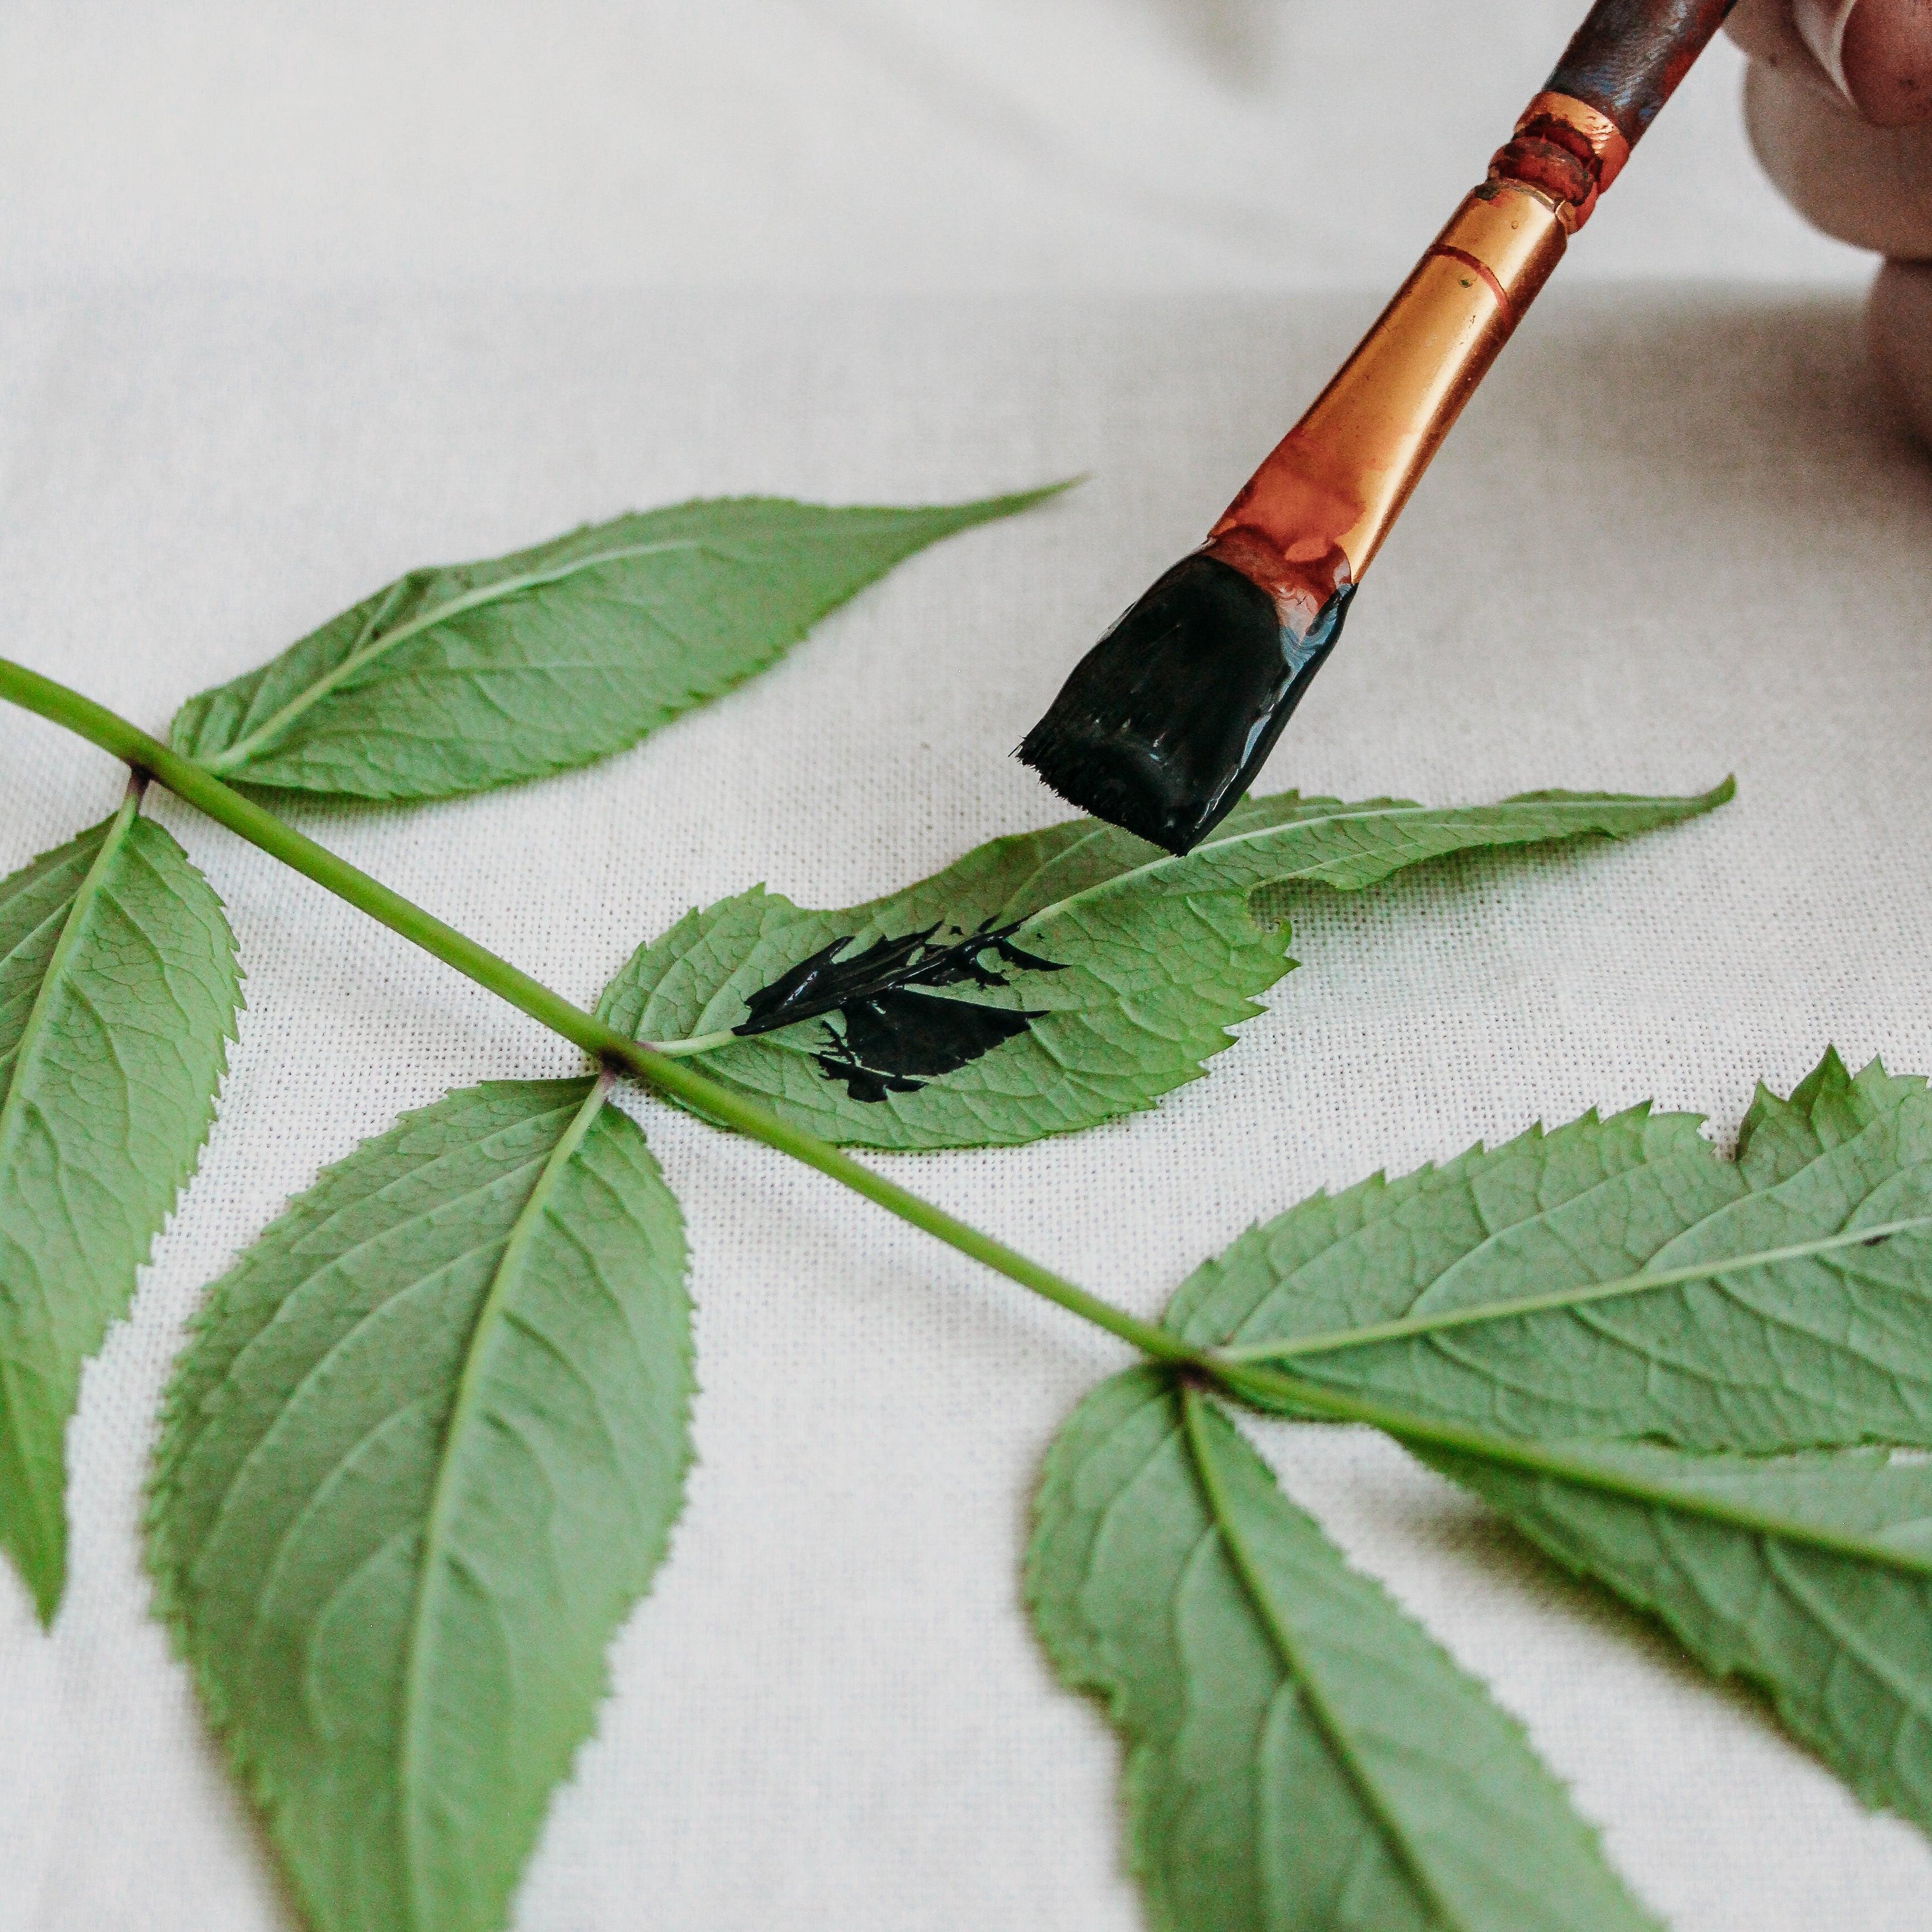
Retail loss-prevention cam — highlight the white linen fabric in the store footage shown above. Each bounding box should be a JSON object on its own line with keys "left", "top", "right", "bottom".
{"left": 2, "top": 282, "right": 1930, "bottom": 1932}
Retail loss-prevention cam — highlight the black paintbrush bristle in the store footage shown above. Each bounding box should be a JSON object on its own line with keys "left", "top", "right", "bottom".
{"left": 1017, "top": 552, "right": 1353, "bottom": 855}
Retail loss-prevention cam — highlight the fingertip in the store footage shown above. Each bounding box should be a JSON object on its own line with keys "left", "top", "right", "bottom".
{"left": 1870, "top": 260, "right": 1932, "bottom": 447}
{"left": 1840, "top": 0, "right": 1932, "bottom": 127}
{"left": 1736, "top": 0, "right": 1864, "bottom": 104}
{"left": 1731, "top": 0, "right": 1808, "bottom": 66}
{"left": 1746, "top": 58, "right": 1932, "bottom": 254}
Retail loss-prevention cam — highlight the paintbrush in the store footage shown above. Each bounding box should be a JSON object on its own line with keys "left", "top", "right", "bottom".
{"left": 1020, "top": 0, "right": 1736, "bottom": 855}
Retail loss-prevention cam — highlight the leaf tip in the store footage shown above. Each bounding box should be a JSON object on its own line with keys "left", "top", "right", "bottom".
{"left": 29, "top": 1562, "right": 64, "bottom": 1629}
{"left": 1020, "top": 474, "right": 1085, "bottom": 504}
{"left": 3, "top": 1517, "right": 67, "bottom": 1630}
{"left": 941, "top": 477, "right": 1083, "bottom": 527}
{"left": 1789, "top": 1044, "right": 1854, "bottom": 1113}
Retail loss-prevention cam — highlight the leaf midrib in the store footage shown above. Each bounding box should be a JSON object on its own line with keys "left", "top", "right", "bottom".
{"left": 1220, "top": 1216, "right": 1932, "bottom": 1365}
{"left": 186, "top": 1103, "right": 595, "bottom": 1679}
{"left": 641, "top": 791, "right": 1708, "bottom": 1057}
{"left": 1205, "top": 1135, "right": 1674, "bottom": 1353}
{"left": 0, "top": 791, "right": 140, "bottom": 1614}
{"left": 657, "top": 805, "right": 1485, "bottom": 1049}
{"left": 397, "top": 1071, "right": 611, "bottom": 1931}
{"left": 1010, "top": 792, "right": 1689, "bottom": 937}
{"left": 201, "top": 539, "right": 717, "bottom": 773}
{"left": 987, "top": 822, "right": 1119, "bottom": 930}
{"left": 0, "top": 798, "right": 135, "bottom": 1185}
{"left": 1178, "top": 1386, "right": 1471, "bottom": 1932}
{"left": 1241, "top": 1368, "right": 1932, "bottom": 1575}
{"left": 1011, "top": 803, "right": 1446, "bottom": 936}
{"left": 1209, "top": 1092, "right": 1932, "bottom": 1367}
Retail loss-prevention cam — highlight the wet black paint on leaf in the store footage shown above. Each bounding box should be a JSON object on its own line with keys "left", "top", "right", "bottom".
{"left": 812, "top": 995, "right": 1040, "bottom": 1102}
{"left": 735, "top": 920, "right": 1064, "bottom": 1101}
{"left": 735, "top": 920, "right": 1064, "bottom": 1030}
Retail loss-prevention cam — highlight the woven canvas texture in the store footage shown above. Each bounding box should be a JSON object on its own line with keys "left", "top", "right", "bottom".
{"left": 2, "top": 285, "right": 1931, "bottom": 1931}
{"left": 0, "top": 0, "right": 1868, "bottom": 294}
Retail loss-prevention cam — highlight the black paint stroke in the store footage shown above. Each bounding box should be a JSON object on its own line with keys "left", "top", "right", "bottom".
{"left": 734, "top": 920, "right": 1065, "bottom": 1102}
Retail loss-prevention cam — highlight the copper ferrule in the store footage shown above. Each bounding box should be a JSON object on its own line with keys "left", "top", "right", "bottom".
{"left": 1205, "top": 177, "right": 1568, "bottom": 616}
{"left": 1489, "top": 91, "right": 1632, "bottom": 231}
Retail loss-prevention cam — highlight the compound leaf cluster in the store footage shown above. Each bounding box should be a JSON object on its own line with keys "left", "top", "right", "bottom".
{"left": 1026, "top": 1049, "right": 1932, "bottom": 1930}
{"left": 9, "top": 487, "right": 1846, "bottom": 1932}
{"left": 11, "top": 488, "right": 1071, "bottom": 1930}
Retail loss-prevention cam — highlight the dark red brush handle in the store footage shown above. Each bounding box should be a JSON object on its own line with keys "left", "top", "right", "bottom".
{"left": 1489, "top": 0, "right": 1738, "bottom": 226}
{"left": 1546, "top": 0, "right": 1739, "bottom": 144}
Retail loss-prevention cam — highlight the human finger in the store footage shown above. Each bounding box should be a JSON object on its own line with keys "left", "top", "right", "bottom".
{"left": 1745, "top": 56, "right": 1932, "bottom": 255}
{"left": 1727, "top": 0, "right": 1849, "bottom": 104}
{"left": 1871, "top": 259, "right": 1932, "bottom": 443}
{"left": 1793, "top": 0, "right": 1932, "bottom": 128}
{"left": 1732, "top": 0, "right": 1932, "bottom": 126}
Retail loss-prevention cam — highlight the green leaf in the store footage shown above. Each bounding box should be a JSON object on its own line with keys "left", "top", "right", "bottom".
{"left": 600, "top": 782, "right": 1731, "bottom": 1150}
{"left": 148, "top": 1077, "right": 694, "bottom": 1932}
{"left": 1413, "top": 1431, "right": 1932, "bottom": 1841}
{"left": 169, "top": 487, "right": 1066, "bottom": 799}
{"left": 1, "top": 793, "right": 241, "bottom": 1621}
{"left": 1172, "top": 1048, "right": 1932, "bottom": 1453}
{"left": 1028, "top": 1368, "right": 1657, "bottom": 1932}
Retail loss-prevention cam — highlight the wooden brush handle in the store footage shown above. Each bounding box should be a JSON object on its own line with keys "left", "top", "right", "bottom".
{"left": 1549, "top": 0, "right": 1737, "bottom": 142}
{"left": 1494, "top": 0, "right": 1737, "bottom": 226}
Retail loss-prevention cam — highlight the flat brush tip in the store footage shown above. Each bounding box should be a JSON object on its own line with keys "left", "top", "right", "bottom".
{"left": 1016, "top": 716, "right": 1194, "bottom": 855}
{"left": 1017, "top": 551, "right": 1353, "bottom": 856}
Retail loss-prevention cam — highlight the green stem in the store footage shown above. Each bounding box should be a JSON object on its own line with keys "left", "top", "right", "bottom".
{"left": 0, "top": 656, "right": 1204, "bottom": 1374}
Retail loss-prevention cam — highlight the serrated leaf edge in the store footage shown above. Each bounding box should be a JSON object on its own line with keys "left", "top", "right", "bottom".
{"left": 1008, "top": 781, "right": 1736, "bottom": 937}
{"left": 1220, "top": 1211, "right": 1932, "bottom": 1368}
{"left": 1031, "top": 1371, "right": 1651, "bottom": 1932}
{"left": 181, "top": 485, "right": 1073, "bottom": 796}
{"left": 146, "top": 1076, "right": 698, "bottom": 1932}
{"left": 635, "top": 786, "right": 1730, "bottom": 1098}
{"left": 3, "top": 793, "right": 243, "bottom": 1621}
{"left": 395, "top": 1071, "right": 614, "bottom": 1928}
{"left": 1178, "top": 1383, "right": 1472, "bottom": 1930}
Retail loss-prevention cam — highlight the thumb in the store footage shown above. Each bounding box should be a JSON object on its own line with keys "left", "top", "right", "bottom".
{"left": 1744, "top": 57, "right": 1932, "bottom": 255}
{"left": 1731, "top": 0, "right": 1932, "bottom": 444}
{"left": 1792, "top": 0, "right": 1932, "bottom": 127}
